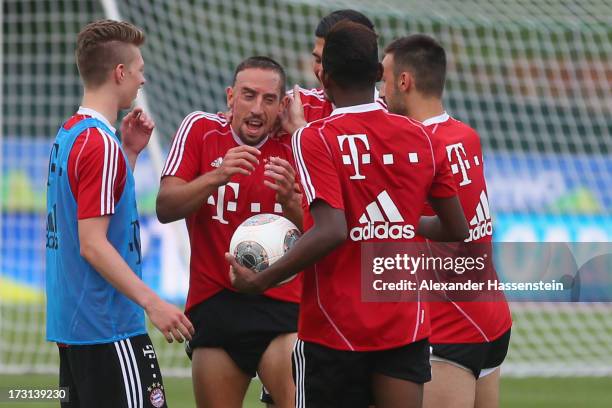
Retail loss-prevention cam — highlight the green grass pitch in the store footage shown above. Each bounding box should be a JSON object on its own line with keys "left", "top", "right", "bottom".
{"left": 0, "top": 374, "right": 610, "bottom": 407}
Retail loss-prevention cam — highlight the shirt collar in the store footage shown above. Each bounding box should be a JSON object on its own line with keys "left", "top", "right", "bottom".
{"left": 329, "top": 88, "right": 379, "bottom": 110}
{"left": 230, "top": 126, "right": 269, "bottom": 149}
{"left": 421, "top": 111, "right": 450, "bottom": 127}
{"left": 331, "top": 102, "right": 384, "bottom": 116}
{"left": 77, "top": 107, "right": 116, "bottom": 133}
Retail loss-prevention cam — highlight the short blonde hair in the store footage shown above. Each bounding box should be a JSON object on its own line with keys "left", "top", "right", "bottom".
{"left": 75, "top": 19, "right": 145, "bottom": 87}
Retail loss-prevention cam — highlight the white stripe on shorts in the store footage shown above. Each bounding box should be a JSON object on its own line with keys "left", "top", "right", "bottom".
{"left": 114, "top": 341, "right": 134, "bottom": 408}
{"left": 126, "top": 339, "right": 144, "bottom": 408}
{"left": 293, "top": 339, "right": 306, "bottom": 408}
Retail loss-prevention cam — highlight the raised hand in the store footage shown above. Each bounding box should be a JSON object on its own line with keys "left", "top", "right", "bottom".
{"left": 213, "top": 145, "right": 261, "bottom": 185}
{"left": 279, "top": 84, "right": 307, "bottom": 135}
{"left": 120, "top": 107, "right": 154, "bottom": 157}
{"left": 264, "top": 157, "right": 298, "bottom": 206}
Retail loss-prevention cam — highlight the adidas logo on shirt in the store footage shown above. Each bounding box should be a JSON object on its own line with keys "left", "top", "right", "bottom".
{"left": 211, "top": 157, "right": 223, "bottom": 168}
{"left": 350, "top": 190, "right": 415, "bottom": 241}
{"left": 465, "top": 190, "right": 493, "bottom": 242}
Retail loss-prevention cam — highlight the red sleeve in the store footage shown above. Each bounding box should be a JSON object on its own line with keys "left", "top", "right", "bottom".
{"left": 68, "top": 128, "right": 127, "bottom": 219}
{"left": 292, "top": 126, "right": 344, "bottom": 210}
{"left": 161, "top": 112, "right": 208, "bottom": 181}
{"left": 298, "top": 88, "right": 331, "bottom": 123}
{"left": 429, "top": 136, "right": 457, "bottom": 198}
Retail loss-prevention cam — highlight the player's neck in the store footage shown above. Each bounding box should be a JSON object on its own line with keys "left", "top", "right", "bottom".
{"left": 81, "top": 88, "right": 119, "bottom": 126}
{"left": 407, "top": 97, "right": 445, "bottom": 123}
{"left": 331, "top": 88, "right": 374, "bottom": 109}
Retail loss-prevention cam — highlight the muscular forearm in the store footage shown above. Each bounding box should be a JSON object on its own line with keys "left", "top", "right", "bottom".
{"left": 259, "top": 225, "right": 344, "bottom": 288}
{"left": 418, "top": 214, "right": 468, "bottom": 242}
{"left": 156, "top": 172, "right": 224, "bottom": 223}
{"left": 417, "top": 216, "right": 447, "bottom": 241}
{"left": 256, "top": 207, "right": 346, "bottom": 288}
{"left": 419, "top": 195, "right": 469, "bottom": 242}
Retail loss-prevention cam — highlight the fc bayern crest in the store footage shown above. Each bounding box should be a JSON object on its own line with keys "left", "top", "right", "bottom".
{"left": 148, "top": 382, "right": 165, "bottom": 408}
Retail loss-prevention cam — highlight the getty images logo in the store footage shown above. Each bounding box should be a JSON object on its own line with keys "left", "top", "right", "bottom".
{"left": 350, "top": 190, "right": 415, "bottom": 241}
{"left": 466, "top": 190, "right": 493, "bottom": 242}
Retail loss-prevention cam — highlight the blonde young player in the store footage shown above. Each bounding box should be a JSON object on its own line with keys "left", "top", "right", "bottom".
{"left": 380, "top": 34, "right": 512, "bottom": 408}
{"left": 46, "top": 20, "right": 193, "bottom": 408}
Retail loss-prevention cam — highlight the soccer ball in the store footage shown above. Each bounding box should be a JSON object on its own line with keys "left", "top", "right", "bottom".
{"left": 229, "top": 214, "right": 301, "bottom": 284}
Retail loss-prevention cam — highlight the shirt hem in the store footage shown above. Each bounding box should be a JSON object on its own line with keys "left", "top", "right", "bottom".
{"left": 297, "top": 332, "right": 430, "bottom": 352}
{"left": 47, "top": 329, "right": 147, "bottom": 345}
{"left": 430, "top": 321, "right": 512, "bottom": 344}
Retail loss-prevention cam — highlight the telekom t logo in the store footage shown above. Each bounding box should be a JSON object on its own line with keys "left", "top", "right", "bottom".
{"left": 142, "top": 345, "right": 157, "bottom": 359}
{"left": 445, "top": 142, "right": 472, "bottom": 186}
{"left": 207, "top": 182, "right": 239, "bottom": 224}
{"left": 337, "top": 134, "right": 370, "bottom": 180}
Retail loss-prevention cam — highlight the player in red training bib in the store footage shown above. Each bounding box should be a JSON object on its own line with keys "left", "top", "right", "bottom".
{"left": 156, "top": 57, "right": 302, "bottom": 408}
{"left": 230, "top": 22, "right": 468, "bottom": 408}
{"left": 381, "top": 35, "right": 512, "bottom": 408}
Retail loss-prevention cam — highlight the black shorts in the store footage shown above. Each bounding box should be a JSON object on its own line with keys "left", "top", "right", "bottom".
{"left": 58, "top": 334, "right": 167, "bottom": 408}
{"left": 292, "top": 338, "right": 431, "bottom": 408}
{"left": 430, "top": 328, "right": 511, "bottom": 378}
{"left": 186, "top": 289, "right": 299, "bottom": 377}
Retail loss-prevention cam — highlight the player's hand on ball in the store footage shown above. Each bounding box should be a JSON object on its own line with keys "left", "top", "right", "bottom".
{"left": 214, "top": 145, "right": 261, "bottom": 184}
{"left": 264, "top": 157, "right": 298, "bottom": 205}
{"left": 226, "top": 252, "right": 267, "bottom": 294}
{"left": 120, "top": 107, "right": 155, "bottom": 156}
{"left": 145, "top": 298, "right": 195, "bottom": 343}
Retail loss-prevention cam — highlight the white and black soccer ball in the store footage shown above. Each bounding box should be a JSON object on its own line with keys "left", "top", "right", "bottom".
{"left": 229, "top": 214, "right": 301, "bottom": 283}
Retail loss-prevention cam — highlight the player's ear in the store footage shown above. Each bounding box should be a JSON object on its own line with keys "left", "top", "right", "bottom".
{"left": 279, "top": 94, "right": 289, "bottom": 111}
{"left": 225, "top": 86, "right": 234, "bottom": 109}
{"left": 113, "top": 64, "right": 125, "bottom": 84}
{"left": 398, "top": 71, "right": 412, "bottom": 92}
{"left": 376, "top": 63, "right": 383, "bottom": 83}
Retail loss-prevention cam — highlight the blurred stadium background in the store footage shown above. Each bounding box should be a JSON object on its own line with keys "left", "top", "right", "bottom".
{"left": 1, "top": 0, "right": 611, "bottom": 406}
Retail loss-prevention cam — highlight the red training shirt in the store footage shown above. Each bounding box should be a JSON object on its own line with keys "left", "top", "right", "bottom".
{"left": 161, "top": 112, "right": 302, "bottom": 312}
{"left": 293, "top": 103, "right": 457, "bottom": 351}
{"left": 421, "top": 112, "right": 512, "bottom": 343}
{"left": 65, "top": 107, "right": 126, "bottom": 220}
